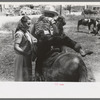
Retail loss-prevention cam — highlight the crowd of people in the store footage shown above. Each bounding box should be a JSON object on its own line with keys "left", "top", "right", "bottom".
{"left": 14, "top": 6, "right": 93, "bottom": 81}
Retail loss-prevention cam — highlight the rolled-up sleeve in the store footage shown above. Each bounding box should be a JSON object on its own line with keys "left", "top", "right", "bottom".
{"left": 14, "top": 32, "right": 22, "bottom": 44}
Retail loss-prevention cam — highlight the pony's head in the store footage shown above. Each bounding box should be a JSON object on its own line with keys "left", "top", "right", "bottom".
{"left": 56, "top": 16, "right": 66, "bottom": 26}
{"left": 55, "top": 16, "right": 66, "bottom": 34}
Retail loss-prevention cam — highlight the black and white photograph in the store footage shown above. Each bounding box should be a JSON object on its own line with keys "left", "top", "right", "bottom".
{"left": 0, "top": 2, "right": 99, "bottom": 82}
{"left": 1, "top": 1, "right": 100, "bottom": 98}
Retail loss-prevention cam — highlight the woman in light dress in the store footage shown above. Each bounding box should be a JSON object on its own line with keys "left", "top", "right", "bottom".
{"left": 14, "top": 16, "right": 37, "bottom": 81}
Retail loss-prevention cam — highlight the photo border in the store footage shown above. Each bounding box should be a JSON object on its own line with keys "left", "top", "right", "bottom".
{"left": 0, "top": 0, "right": 100, "bottom": 99}
{"left": 0, "top": 0, "right": 100, "bottom": 2}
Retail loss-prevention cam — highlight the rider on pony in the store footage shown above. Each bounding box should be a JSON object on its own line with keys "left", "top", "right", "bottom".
{"left": 31, "top": 6, "right": 93, "bottom": 81}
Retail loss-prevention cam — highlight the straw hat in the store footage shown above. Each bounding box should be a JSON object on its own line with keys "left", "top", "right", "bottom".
{"left": 43, "top": 6, "right": 59, "bottom": 16}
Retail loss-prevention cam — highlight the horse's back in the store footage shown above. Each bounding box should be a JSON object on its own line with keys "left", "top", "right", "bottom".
{"left": 43, "top": 52, "right": 88, "bottom": 82}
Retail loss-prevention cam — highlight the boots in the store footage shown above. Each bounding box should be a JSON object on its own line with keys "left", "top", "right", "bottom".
{"left": 79, "top": 49, "right": 93, "bottom": 57}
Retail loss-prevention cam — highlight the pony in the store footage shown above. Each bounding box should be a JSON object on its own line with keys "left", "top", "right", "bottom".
{"left": 54, "top": 16, "right": 67, "bottom": 52}
{"left": 55, "top": 16, "right": 66, "bottom": 36}
{"left": 82, "top": 9, "right": 98, "bottom": 15}
{"left": 77, "top": 18, "right": 97, "bottom": 34}
{"left": 33, "top": 16, "right": 90, "bottom": 82}
{"left": 93, "top": 18, "right": 100, "bottom": 36}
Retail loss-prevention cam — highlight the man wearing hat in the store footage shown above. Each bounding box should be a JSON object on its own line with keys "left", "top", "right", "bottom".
{"left": 31, "top": 5, "right": 59, "bottom": 38}
{"left": 31, "top": 5, "right": 93, "bottom": 81}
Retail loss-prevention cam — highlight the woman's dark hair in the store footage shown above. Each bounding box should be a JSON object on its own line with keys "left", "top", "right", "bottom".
{"left": 15, "top": 15, "right": 31, "bottom": 33}
{"left": 21, "top": 15, "right": 31, "bottom": 23}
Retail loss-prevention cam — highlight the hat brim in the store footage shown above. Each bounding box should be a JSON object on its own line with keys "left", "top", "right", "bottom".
{"left": 43, "top": 10, "right": 59, "bottom": 16}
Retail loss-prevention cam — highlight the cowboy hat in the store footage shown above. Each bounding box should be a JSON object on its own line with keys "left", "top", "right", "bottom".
{"left": 43, "top": 6, "right": 59, "bottom": 16}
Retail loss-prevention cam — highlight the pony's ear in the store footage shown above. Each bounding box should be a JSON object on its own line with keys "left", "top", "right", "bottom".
{"left": 57, "top": 16, "right": 65, "bottom": 21}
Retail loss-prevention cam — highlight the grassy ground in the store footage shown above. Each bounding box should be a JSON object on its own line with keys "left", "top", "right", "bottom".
{"left": 64, "top": 17, "right": 100, "bottom": 81}
{"left": 0, "top": 15, "right": 100, "bottom": 81}
{"left": 0, "top": 31, "right": 15, "bottom": 81}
